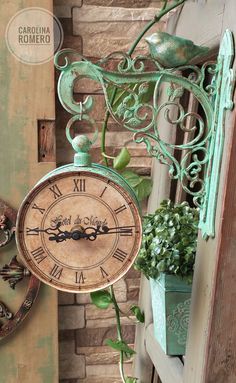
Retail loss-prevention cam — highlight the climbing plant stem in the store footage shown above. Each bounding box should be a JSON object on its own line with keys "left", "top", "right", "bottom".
{"left": 110, "top": 285, "right": 126, "bottom": 383}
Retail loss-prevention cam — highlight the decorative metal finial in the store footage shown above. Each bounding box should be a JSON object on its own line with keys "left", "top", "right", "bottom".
{"left": 0, "top": 256, "right": 31, "bottom": 290}
{"left": 0, "top": 302, "right": 13, "bottom": 320}
{"left": 65, "top": 100, "right": 98, "bottom": 167}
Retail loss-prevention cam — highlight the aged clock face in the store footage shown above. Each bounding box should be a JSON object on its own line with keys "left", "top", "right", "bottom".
{"left": 16, "top": 171, "right": 142, "bottom": 292}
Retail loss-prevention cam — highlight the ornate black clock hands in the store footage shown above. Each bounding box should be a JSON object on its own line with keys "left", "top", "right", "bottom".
{"left": 26, "top": 223, "right": 135, "bottom": 243}
{"left": 49, "top": 225, "right": 135, "bottom": 242}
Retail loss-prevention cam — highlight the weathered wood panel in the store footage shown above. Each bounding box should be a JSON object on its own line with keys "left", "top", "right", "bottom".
{"left": 146, "top": 324, "right": 183, "bottom": 383}
{"left": 167, "top": 1, "right": 236, "bottom": 383}
{"left": 201, "top": 1, "right": 236, "bottom": 382}
{"left": 0, "top": 1, "right": 58, "bottom": 382}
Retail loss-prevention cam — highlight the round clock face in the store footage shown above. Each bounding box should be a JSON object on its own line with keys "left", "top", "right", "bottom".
{"left": 16, "top": 171, "right": 142, "bottom": 292}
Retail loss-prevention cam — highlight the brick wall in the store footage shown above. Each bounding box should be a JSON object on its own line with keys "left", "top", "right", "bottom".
{"left": 54, "top": 1, "right": 163, "bottom": 381}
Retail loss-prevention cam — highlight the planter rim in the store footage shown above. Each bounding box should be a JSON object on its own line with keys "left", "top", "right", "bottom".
{"left": 150, "top": 273, "right": 192, "bottom": 293}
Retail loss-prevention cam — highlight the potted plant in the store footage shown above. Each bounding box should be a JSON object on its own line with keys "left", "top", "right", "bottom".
{"left": 135, "top": 200, "right": 199, "bottom": 355}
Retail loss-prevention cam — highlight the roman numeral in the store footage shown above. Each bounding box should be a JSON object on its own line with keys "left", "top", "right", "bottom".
{"left": 49, "top": 184, "right": 63, "bottom": 199}
{"left": 100, "top": 186, "right": 107, "bottom": 198}
{"left": 32, "top": 203, "right": 45, "bottom": 215}
{"left": 113, "top": 248, "right": 127, "bottom": 262}
{"left": 31, "top": 247, "right": 47, "bottom": 264}
{"left": 26, "top": 227, "right": 39, "bottom": 236}
{"left": 50, "top": 264, "right": 63, "bottom": 280}
{"left": 73, "top": 179, "right": 86, "bottom": 192}
{"left": 100, "top": 266, "right": 109, "bottom": 279}
{"left": 114, "top": 205, "right": 127, "bottom": 215}
{"left": 75, "top": 271, "right": 86, "bottom": 284}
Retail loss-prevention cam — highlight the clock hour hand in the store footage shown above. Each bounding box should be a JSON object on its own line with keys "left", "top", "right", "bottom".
{"left": 26, "top": 223, "right": 66, "bottom": 242}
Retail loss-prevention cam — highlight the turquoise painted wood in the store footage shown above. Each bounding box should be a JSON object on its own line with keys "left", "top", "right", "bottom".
{"left": 150, "top": 274, "right": 192, "bottom": 356}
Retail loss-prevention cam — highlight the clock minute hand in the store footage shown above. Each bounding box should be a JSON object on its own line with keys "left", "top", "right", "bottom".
{"left": 83, "top": 225, "right": 135, "bottom": 241}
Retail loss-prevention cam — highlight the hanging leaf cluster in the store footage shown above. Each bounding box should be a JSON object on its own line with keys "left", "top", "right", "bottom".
{"left": 90, "top": 289, "right": 144, "bottom": 364}
{"left": 121, "top": 170, "right": 153, "bottom": 202}
{"left": 135, "top": 200, "right": 199, "bottom": 282}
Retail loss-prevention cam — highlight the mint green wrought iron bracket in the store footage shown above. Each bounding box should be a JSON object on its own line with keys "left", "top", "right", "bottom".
{"left": 54, "top": 30, "right": 235, "bottom": 239}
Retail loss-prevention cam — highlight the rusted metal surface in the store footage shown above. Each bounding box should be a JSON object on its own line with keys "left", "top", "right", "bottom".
{"left": 0, "top": 273, "right": 40, "bottom": 340}
{"left": 0, "top": 198, "right": 40, "bottom": 341}
{"left": 38, "top": 119, "right": 56, "bottom": 163}
{"left": 0, "top": 199, "right": 16, "bottom": 248}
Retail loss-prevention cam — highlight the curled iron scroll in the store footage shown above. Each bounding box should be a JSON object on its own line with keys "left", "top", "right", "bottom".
{"left": 0, "top": 198, "right": 40, "bottom": 341}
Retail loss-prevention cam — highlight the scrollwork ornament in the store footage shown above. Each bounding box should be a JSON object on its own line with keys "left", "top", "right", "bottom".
{"left": 0, "top": 199, "right": 41, "bottom": 341}
{"left": 55, "top": 30, "right": 235, "bottom": 238}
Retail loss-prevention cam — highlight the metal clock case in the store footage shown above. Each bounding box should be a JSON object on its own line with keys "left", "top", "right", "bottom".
{"left": 15, "top": 149, "right": 142, "bottom": 293}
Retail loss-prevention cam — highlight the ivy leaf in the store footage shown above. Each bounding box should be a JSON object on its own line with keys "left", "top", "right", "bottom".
{"left": 122, "top": 171, "right": 153, "bottom": 202}
{"left": 130, "top": 305, "right": 145, "bottom": 323}
{"left": 121, "top": 170, "right": 141, "bottom": 188}
{"left": 125, "top": 377, "right": 138, "bottom": 383}
{"left": 134, "top": 178, "right": 153, "bottom": 202}
{"left": 113, "top": 148, "right": 131, "bottom": 171}
{"left": 105, "top": 339, "right": 136, "bottom": 358}
{"left": 90, "top": 290, "right": 112, "bottom": 309}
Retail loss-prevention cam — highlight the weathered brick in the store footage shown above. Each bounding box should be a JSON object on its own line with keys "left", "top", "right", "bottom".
{"left": 59, "top": 330, "right": 75, "bottom": 342}
{"left": 76, "top": 293, "right": 92, "bottom": 304}
{"left": 124, "top": 267, "right": 141, "bottom": 279}
{"left": 60, "top": 379, "right": 78, "bottom": 383}
{"left": 54, "top": 0, "right": 83, "bottom": 18}
{"left": 86, "top": 316, "right": 136, "bottom": 328}
{"left": 78, "top": 344, "right": 134, "bottom": 365}
{"left": 126, "top": 278, "right": 140, "bottom": 290}
{"left": 77, "top": 378, "right": 122, "bottom": 383}
{"left": 86, "top": 301, "right": 137, "bottom": 320}
{"left": 73, "top": 6, "right": 164, "bottom": 57}
{"left": 59, "top": 18, "right": 73, "bottom": 35}
{"left": 59, "top": 305, "right": 85, "bottom": 330}
{"left": 86, "top": 363, "right": 133, "bottom": 377}
{"left": 86, "top": 348, "right": 120, "bottom": 365}
{"left": 76, "top": 324, "right": 135, "bottom": 348}
{"left": 60, "top": 339, "right": 75, "bottom": 355}
{"left": 127, "top": 288, "right": 140, "bottom": 301}
{"left": 113, "top": 278, "right": 127, "bottom": 302}
{"left": 83, "top": 0, "right": 159, "bottom": 7}
{"left": 60, "top": 353, "right": 85, "bottom": 379}
{"left": 58, "top": 292, "right": 75, "bottom": 305}
{"left": 59, "top": 338, "right": 85, "bottom": 380}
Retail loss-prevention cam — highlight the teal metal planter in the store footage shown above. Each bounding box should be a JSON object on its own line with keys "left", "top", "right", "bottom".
{"left": 150, "top": 274, "right": 192, "bottom": 356}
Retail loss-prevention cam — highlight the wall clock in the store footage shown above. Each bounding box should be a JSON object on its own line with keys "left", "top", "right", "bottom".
{"left": 15, "top": 138, "right": 142, "bottom": 293}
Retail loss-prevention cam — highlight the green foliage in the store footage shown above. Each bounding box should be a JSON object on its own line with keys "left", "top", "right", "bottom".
{"left": 125, "top": 377, "right": 138, "bottom": 383}
{"left": 105, "top": 339, "right": 136, "bottom": 359}
{"left": 107, "top": 82, "right": 156, "bottom": 120}
{"left": 130, "top": 305, "right": 145, "bottom": 323}
{"left": 113, "top": 147, "right": 131, "bottom": 170}
{"left": 90, "top": 290, "right": 113, "bottom": 309}
{"left": 122, "top": 170, "right": 153, "bottom": 202}
{"left": 135, "top": 200, "right": 199, "bottom": 282}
